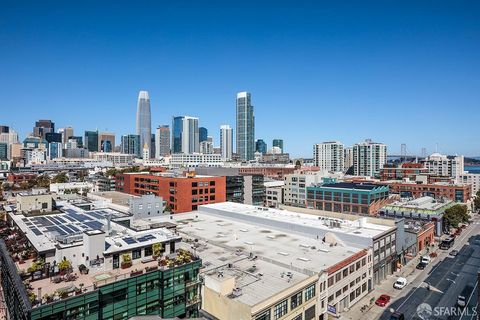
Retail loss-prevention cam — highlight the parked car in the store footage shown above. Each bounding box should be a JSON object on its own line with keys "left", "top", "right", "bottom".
{"left": 416, "top": 262, "right": 427, "bottom": 270}
{"left": 393, "top": 277, "right": 407, "bottom": 289}
{"left": 390, "top": 312, "right": 405, "bottom": 320}
{"left": 449, "top": 250, "right": 459, "bottom": 257}
{"left": 375, "top": 294, "right": 391, "bottom": 307}
{"left": 421, "top": 256, "right": 431, "bottom": 265}
{"left": 457, "top": 295, "right": 466, "bottom": 307}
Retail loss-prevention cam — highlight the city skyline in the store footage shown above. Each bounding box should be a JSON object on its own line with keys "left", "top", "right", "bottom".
{"left": 1, "top": 2, "right": 479, "bottom": 157}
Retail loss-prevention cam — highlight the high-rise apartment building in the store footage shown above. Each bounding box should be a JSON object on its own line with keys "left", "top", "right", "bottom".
{"left": 136, "top": 91, "right": 151, "bottom": 158}
{"left": 272, "top": 139, "right": 284, "bottom": 152}
{"left": 255, "top": 139, "right": 267, "bottom": 155}
{"left": 236, "top": 92, "right": 255, "bottom": 160}
{"left": 172, "top": 116, "right": 199, "bottom": 154}
{"left": 313, "top": 141, "right": 345, "bottom": 172}
{"left": 199, "top": 127, "right": 208, "bottom": 142}
{"left": 421, "top": 153, "right": 464, "bottom": 178}
{"left": 199, "top": 141, "right": 213, "bottom": 154}
{"left": 344, "top": 147, "right": 353, "bottom": 171}
{"left": 121, "top": 134, "right": 141, "bottom": 157}
{"left": 33, "top": 120, "right": 55, "bottom": 138}
{"left": 220, "top": 125, "right": 233, "bottom": 160}
{"left": 84, "top": 130, "right": 99, "bottom": 152}
{"left": 155, "top": 125, "right": 171, "bottom": 157}
{"left": 352, "top": 139, "right": 387, "bottom": 177}
{"left": 98, "top": 132, "right": 115, "bottom": 153}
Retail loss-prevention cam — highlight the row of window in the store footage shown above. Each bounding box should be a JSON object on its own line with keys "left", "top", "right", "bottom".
{"left": 328, "top": 257, "right": 367, "bottom": 287}
{"left": 254, "top": 283, "right": 316, "bottom": 320}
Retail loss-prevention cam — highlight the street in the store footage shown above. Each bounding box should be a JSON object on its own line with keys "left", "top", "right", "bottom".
{"left": 378, "top": 217, "right": 480, "bottom": 320}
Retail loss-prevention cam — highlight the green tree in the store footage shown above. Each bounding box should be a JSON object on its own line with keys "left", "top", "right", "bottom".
{"left": 52, "top": 172, "right": 68, "bottom": 184}
{"left": 443, "top": 204, "right": 469, "bottom": 228}
{"left": 35, "top": 174, "right": 51, "bottom": 188}
{"left": 474, "top": 190, "right": 480, "bottom": 211}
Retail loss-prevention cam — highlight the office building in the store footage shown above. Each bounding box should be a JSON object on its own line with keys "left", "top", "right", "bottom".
{"left": 0, "top": 143, "right": 7, "bottom": 160}
{"left": 381, "top": 197, "right": 455, "bottom": 235}
{"left": 220, "top": 125, "right": 233, "bottom": 160}
{"left": 45, "top": 132, "right": 62, "bottom": 144}
{"left": 155, "top": 125, "right": 170, "bottom": 157}
{"left": 33, "top": 120, "right": 55, "bottom": 138}
{"left": 91, "top": 152, "right": 135, "bottom": 166}
{"left": 272, "top": 139, "right": 284, "bottom": 152}
{"left": 58, "top": 126, "right": 74, "bottom": 144}
{"left": 158, "top": 202, "right": 403, "bottom": 318}
{"left": 380, "top": 163, "right": 427, "bottom": 181}
{"left": 199, "top": 127, "right": 208, "bottom": 142}
{"left": 121, "top": 134, "right": 141, "bottom": 157}
{"left": 48, "top": 142, "right": 63, "bottom": 159}
{"left": 387, "top": 180, "right": 472, "bottom": 202}
{"left": 457, "top": 172, "right": 480, "bottom": 194}
{"left": 313, "top": 141, "right": 345, "bottom": 172}
{"left": 265, "top": 180, "right": 284, "bottom": 208}
{"left": 421, "top": 153, "right": 464, "bottom": 178}
{"left": 116, "top": 172, "right": 226, "bottom": 213}
{"left": 236, "top": 91, "right": 255, "bottom": 161}
{"left": 67, "top": 136, "right": 83, "bottom": 148}
{"left": 0, "top": 129, "right": 19, "bottom": 159}
{"left": 172, "top": 116, "right": 199, "bottom": 154}
{"left": 306, "top": 182, "right": 392, "bottom": 215}
{"left": 196, "top": 167, "right": 266, "bottom": 206}
{"left": 136, "top": 91, "right": 152, "bottom": 158}
{"left": 0, "top": 125, "right": 9, "bottom": 133}
{"left": 98, "top": 132, "right": 115, "bottom": 153}
{"left": 85, "top": 131, "right": 99, "bottom": 152}
{"left": 1, "top": 197, "right": 202, "bottom": 320}
{"left": 284, "top": 171, "right": 334, "bottom": 207}
{"left": 169, "top": 153, "right": 223, "bottom": 168}
{"left": 352, "top": 139, "right": 387, "bottom": 177}
{"left": 255, "top": 139, "right": 267, "bottom": 155}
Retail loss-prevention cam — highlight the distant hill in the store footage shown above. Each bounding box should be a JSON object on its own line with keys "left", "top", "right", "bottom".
{"left": 465, "top": 157, "right": 480, "bottom": 164}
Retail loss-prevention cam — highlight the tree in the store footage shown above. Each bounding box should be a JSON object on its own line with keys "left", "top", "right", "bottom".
{"left": 443, "top": 204, "right": 469, "bottom": 228}
{"left": 34, "top": 174, "right": 51, "bottom": 188}
{"left": 52, "top": 172, "right": 68, "bottom": 184}
{"left": 474, "top": 190, "right": 480, "bottom": 211}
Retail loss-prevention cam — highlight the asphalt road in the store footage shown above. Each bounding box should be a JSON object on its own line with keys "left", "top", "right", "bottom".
{"left": 379, "top": 218, "right": 480, "bottom": 320}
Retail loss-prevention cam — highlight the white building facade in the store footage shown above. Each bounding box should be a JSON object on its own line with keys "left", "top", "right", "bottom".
{"left": 220, "top": 124, "right": 233, "bottom": 161}
{"left": 313, "top": 141, "right": 345, "bottom": 172}
{"left": 352, "top": 139, "right": 387, "bottom": 177}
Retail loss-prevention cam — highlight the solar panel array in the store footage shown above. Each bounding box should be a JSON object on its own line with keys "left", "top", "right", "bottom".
{"left": 23, "top": 207, "right": 109, "bottom": 238}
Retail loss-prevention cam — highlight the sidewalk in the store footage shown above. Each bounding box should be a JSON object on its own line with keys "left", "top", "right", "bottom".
{"left": 340, "top": 254, "right": 430, "bottom": 320}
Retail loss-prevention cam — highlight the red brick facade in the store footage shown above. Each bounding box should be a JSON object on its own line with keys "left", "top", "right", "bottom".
{"left": 387, "top": 182, "right": 471, "bottom": 202}
{"left": 116, "top": 173, "right": 226, "bottom": 213}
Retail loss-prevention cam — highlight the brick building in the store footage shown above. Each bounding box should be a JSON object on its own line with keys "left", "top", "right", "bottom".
{"left": 387, "top": 181, "right": 471, "bottom": 202}
{"left": 306, "top": 182, "right": 392, "bottom": 215}
{"left": 380, "top": 163, "right": 427, "bottom": 181}
{"left": 237, "top": 166, "right": 296, "bottom": 180}
{"left": 116, "top": 172, "right": 226, "bottom": 213}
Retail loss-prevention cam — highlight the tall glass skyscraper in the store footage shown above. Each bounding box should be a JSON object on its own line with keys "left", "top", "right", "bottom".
{"left": 255, "top": 139, "right": 267, "bottom": 155}
{"left": 136, "top": 91, "right": 151, "bottom": 158}
{"left": 121, "top": 134, "right": 141, "bottom": 157}
{"left": 236, "top": 92, "right": 255, "bottom": 160}
{"left": 172, "top": 116, "right": 199, "bottom": 154}
{"left": 220, "top": 125, "right": 233, "bottom": 160}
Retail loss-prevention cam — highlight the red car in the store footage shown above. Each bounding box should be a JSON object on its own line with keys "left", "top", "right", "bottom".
{"left": 375, "top": 294, "right": 391, "bottom": 307}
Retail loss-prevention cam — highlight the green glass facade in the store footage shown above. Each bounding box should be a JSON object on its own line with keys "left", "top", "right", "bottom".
{"left": 0, "top": 239, "right": 202, "bottom": 320}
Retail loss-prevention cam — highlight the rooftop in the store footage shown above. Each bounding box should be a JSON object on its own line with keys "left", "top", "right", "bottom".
{"left": 383, "top": 196, "right": 454, "bottom": 214}
{"left": 317, "top": 182, "right": 388, "bottom": 191}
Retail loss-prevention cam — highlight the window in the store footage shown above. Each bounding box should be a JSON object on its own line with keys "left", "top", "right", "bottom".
{"left": 132, "top": 249, "right": 141, "bottom": 260}
{"left": 292, "top": 314, "right": 302, "bottom": 320}
{"left": 144, "top": 246, "right": 153, "bottom": 257}
{"left": 362, "top": 258, "right": 366, "bottom": 266}
{"left": 343, "top": 268, "right": 348, "bottom": 277}
{"left": 335, "top": 273, "right": 342, "bottom": 282}
{"left": 304, "top": 305, "right": 315, "bottom": 320}
{"left": 255, "top": 309, "right": 271, "bottom": 320}
{"left": 349, "top": 264, "right": 355, "bottom": 273}
{"left": 328, "top": 276, "right": 334, "bottom": 287}
{"left": 336, "top": 290, "right": 341, "bottom": 297}
{"left": 210, "top": 188, "right": 215, "bottom": 193}
{"left": 273, "top": 300, "right": 288, "bottom": 319}
{"left": 210, "top": 181, "right": 216, "bottom": 186}
{"left": 305, "top": 284, "right": 316, "bottom": 301}
{"left": 291, "top": 291, "right": 303, "bottom": 309}
{"left": 192, "top": 189, "right": 198, "bottom": 195}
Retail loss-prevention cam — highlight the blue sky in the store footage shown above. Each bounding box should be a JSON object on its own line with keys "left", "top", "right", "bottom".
{"left": 1, "top": 1, "right": 479, "bottom": 157}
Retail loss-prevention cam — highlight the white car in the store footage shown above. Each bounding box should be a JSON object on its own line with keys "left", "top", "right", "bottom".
{"left": 457, "top": 295, "right": 466, "bottom": 307}
{"left": 421, "top": 256, "right": 431, "bottom": 265}
{"left": 393, "top": 277, "right": 407, "bottom": 289}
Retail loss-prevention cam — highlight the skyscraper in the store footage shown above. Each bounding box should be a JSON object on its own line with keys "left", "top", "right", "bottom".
{"left": 121, "top": 134, "right": 141, "bottom": 157}
{"left": 236, "top": 91, "right": 255, "bottom": 160}
{"left": 155, "top": 125, "right": 171, "bottom": 157}
{"left": 172, "top": 116, "right": 199, "bottom": 154}
{"left": 255, "top": 139, "right": 267, "bottom": 155}
{"left": 136, "top": 91, "right": 151, "bottom": 158}
{"left": 199, "top": 127, "right": 208, "bottom": 143}
{"left": 313, "top": 141, "right": 345, "bottom": 172}
{"left": 352, "top": 139, "right": 387, "bottom": 177}
{"left": 84, "top": 130, "right": 99, "bottom": 152}
{"left": 59, "top": 126, "right": 74, "bottom": 144}
{"left": 33, "top": 120, "right": 55, "bottom": 139}
{"left": 272, "top": 139, "right": 284, "bottom": 152}
{"left": 220, "top": 125, "right": 233, "bottom": 160}
{"left": 0, "top": 129, "right": 19, "bottom": 160}
{"left": 98, "top": 132, "right": 115, "bottom": 153}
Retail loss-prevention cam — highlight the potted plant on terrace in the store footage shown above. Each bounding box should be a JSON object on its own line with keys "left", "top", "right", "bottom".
{"left": 58, "top": 258, "right": 72, "bottom": 275}
{"left": 121, "top": 254, "right": 132, "bottom": 269}
{"left": 152, "top": 243, "right": 163, "bottom": 259}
